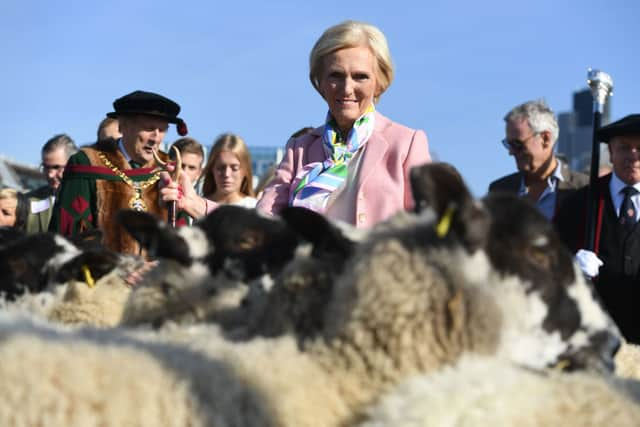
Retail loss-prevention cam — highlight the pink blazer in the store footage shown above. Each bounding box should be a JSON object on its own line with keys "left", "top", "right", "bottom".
{"left": 256, "top": 111, "right": 431, "bottom": 228}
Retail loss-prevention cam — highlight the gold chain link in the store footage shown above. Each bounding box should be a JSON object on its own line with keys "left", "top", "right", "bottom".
{"left": 97, "top": 152, "right": 161, "bottom": 211}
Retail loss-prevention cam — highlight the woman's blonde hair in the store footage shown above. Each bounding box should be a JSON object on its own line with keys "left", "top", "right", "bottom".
{"left": 0, "top": 187, "right": 17, "bottom": 202}
{"left": 202, "top": 133, "right": 255, "bottom": 198}
{"left": 0, "top": 187, "right": 28, "bottom": 230}
{"left": 309, "top": 20, "right": 394, "bottom": 103}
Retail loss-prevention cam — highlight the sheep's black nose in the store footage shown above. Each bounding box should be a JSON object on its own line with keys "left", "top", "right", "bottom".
{"left": 556, "top": 330, "right": 622, "bottom": 373}
{"left": 593, "top": 330, "right": 621, "bottom": 372}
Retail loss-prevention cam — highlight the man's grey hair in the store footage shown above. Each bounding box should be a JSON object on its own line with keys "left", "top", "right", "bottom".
{"left": 504, "top": 99, "right": 559, "bottom": 144}
{"left": 41, "top": 134, "right": 78, "bottom": 159}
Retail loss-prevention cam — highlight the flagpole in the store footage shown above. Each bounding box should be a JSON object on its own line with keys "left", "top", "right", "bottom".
{"left": 585, "top": 68, "right": 613, "bottom": 250}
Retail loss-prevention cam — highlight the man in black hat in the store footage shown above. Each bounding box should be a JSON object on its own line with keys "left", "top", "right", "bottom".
{"left": 49, "top": 90, "right": 188, "bottom": 255}
{"left": 554, "top": 114, "right": 640, "bottom": 343}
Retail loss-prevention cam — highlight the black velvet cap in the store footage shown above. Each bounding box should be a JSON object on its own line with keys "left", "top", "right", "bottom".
{"left": 597, "top": 114, "right": 640, "bottom": 142}
{"left": 107, "top": 90, "right": 188, "bottom": 135}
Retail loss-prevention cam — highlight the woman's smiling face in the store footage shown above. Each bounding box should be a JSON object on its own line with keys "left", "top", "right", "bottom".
{"left": 318, "top": 46, "right": 378, "bottom": 133}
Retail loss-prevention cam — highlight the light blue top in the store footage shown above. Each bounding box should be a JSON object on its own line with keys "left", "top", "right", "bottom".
{"left": 517, "top": 160, "right": 565, "bottom": 220}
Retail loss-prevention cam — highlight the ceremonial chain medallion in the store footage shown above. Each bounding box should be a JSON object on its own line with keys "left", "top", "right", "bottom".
{"left": 98, "top": 152, "right": 160, "bottom": 212}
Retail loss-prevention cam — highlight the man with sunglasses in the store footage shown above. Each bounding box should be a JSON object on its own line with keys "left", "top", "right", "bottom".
{"left": 24, "top": 134, "right": 78, "bottom": 233}
{"left": 489, "top": 99, "right": 587, "bottom": 220}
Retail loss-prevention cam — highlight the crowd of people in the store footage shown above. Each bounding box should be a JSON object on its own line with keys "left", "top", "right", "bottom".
{"left": 1, "top": 20, "right": 640, "bottom": 344}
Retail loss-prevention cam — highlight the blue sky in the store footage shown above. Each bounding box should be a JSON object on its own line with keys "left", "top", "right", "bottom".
{"left": 1, "top": 0, "right": 638, "bottom": 196}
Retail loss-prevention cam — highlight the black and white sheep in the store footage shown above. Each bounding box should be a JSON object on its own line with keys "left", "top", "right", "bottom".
{"left": 0, "top": 163, "right": 624, "bottom": 426}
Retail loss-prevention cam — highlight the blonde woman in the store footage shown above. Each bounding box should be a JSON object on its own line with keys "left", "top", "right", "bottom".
{"left": 202, "top": 134, "right": 257, "bottom": 208}
{"left": 162, "top": 21, "right": 431, "bottom": 224}
{"left": 161, "top": 133, "right": 257, "bottom": 217}
{"left": 256, "top": 20, "right": 431, "bottom": 227}
{"left": 0, "top": 188, "right": 28, "bottom": 230}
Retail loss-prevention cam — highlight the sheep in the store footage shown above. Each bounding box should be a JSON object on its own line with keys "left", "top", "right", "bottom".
{"left": 0, "top": 232, "right": 83, "bottom": 300}
{"left": 46, "top": 268, "right": 133, "bottom": 327}
{"left": 0, "top": 233, "right": 141, "bottom": 327}
{"left": 117, "top": 203, "right": 362, "bottom": 340}
{"left": 358, "top": 354, "right": 640, "bottom": 427}
{"left": 117, "top": 206, "right": 301, "bottom": 328}
{"left": 124, "top": 163, "right": 622, "bottom": 374}
{"left": 0, "top": 230, "right": 112, "bottom": 300}
{"left": 0, "top": 313, "right": 273, "bottom": 427}
{"left": 616, "top": 341, "right": 640, "bottom": 381}
{"left": 0, "top": 163, "right": 623, "bottom": 427}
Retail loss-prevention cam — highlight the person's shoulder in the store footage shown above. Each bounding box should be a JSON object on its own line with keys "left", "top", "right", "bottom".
{"left": 93, "top": 138, "right": 120, "bottom": 153}
{"left": 67, "top": 149, "right": 91, "bottom": 165}
{"left": 375, "top": 111, "right": 419, "bottom": 135}
{"left": 561, "top": 163, "right": 589, "bottom": 188}
{"left": 488, "top": 172, "right": 521, "bottom": 192}
{"left": 568, "top": 170, "right": 589, "bottom": 187}
{"left": 24, "top": 185, "right": 50, "bottom": 200}
{"left": 558, "top": 180, "right": 591, "bottom": 213}
{"left": 287, "top": 126, "right": 322, "bottom": 149}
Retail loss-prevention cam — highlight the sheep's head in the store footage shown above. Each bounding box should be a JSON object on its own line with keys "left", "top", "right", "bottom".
{"left": 409, "top": 162, "right": 621, "bottom": 374}
{"left": 0, "top": 231, "right": 128, "bottom": 300}
{"left": 483, "top": 192, "right": 620, "bottom": 374}
{"left": 117, "top": 206, "right": 301, "bottom": 326}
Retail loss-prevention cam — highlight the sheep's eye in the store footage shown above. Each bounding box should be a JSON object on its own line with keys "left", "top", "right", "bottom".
{"left": 526, "top": 246, "right": 550, "bottom": 270}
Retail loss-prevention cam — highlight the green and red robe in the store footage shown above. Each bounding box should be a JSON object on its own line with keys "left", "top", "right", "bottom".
{"left": 49, "top": 139, "right": 170, "bottom": 255}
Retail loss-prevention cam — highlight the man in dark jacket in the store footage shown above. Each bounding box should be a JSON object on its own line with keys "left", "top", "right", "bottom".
{"left": 554, "top": 114, "right": 640, "bottom": 343}
{"left": 25, "top": 134, "right": 78, "bottom": 233}
{"left": 489, "top": 99, "right": 587, "bottom": 220}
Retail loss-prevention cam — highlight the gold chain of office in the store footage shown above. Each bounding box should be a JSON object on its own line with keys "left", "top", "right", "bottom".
{"left": 97, "top": 152, "right": 160, "bottom": 212}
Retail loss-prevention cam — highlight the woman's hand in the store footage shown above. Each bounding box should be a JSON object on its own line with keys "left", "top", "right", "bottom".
{"left": 159, "top": 168, "right": 215, "bottom": 218}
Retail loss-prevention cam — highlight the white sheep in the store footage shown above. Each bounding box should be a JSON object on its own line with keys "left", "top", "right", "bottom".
{"left": 0, "top": 262, "right": 134, "bottom": 328}
{"left": 47, "top": 269, "right": 132, "bottom": 327}
{"left": 0, "top": 200, "right": 622, "bottom": 427}
{"left": 0, "top": 163, "right": 622, "bottom": 426}
{"left": 616, "top": 341, "right": 640, "bottom": 381}
{"left": 0, "top": 313, "right": 275, "bottom": 427}
{"left": 358, "top": 354, "right": 640, "bottom": 427}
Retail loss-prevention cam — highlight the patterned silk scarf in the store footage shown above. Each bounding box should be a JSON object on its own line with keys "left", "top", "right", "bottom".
{"left": 289, "top": 104, "right": 376, "bottom": 213}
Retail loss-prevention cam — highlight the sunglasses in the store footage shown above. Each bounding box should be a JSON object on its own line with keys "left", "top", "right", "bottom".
{"left": 501, "top": 132, "right": 539, "bottom": 151}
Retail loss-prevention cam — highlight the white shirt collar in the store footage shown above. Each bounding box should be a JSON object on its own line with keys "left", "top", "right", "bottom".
{"left": 551, "top": 159, "right": 565, "bottom": 182}
{"left": 610, "top": 172, "right": 640, "bottom": 196}
{"left": 517, "top": 159, "right": 564, "bottom": 196}
{"left": 609, "top": 172, "right": 640, "bottom": 219}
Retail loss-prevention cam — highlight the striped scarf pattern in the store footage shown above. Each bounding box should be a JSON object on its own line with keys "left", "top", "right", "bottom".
{"left": 289, "top": 105, "right": 375, "bottom": 213}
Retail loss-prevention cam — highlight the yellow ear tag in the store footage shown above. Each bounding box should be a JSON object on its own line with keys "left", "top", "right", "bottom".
{"left": 81, "top": 264, "right": 96, "bottom": 288}
{"left": 435, "top": 205, "right": 456, "bottom": 238}
{"left": 553, "top": 359, "right": 571, "bottom": 372}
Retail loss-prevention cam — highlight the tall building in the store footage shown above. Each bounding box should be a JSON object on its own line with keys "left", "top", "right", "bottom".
{"left": 556, "top": 88, "right": 611, "bottom": 173}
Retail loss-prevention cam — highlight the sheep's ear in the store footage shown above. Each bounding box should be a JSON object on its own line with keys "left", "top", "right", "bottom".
{"left": 410, "top": 162, "right": 489, "bottom": 252}
{"left": 410, "top": 162, "right": 472, "bottom": 216}
{"left": 198, "top": 205, "right": 298, "bottom": 254}
{"left": 117, "top": 210, "right": 190, "bottom": 263}
{"left": 197, "top": 205, "right": 301, "bottom": 278}
{"left": 53, "top": 250, "right": 121, "bottom": 284}
{"left": 280, "top": 207, "right": 356, "bottom": 260}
